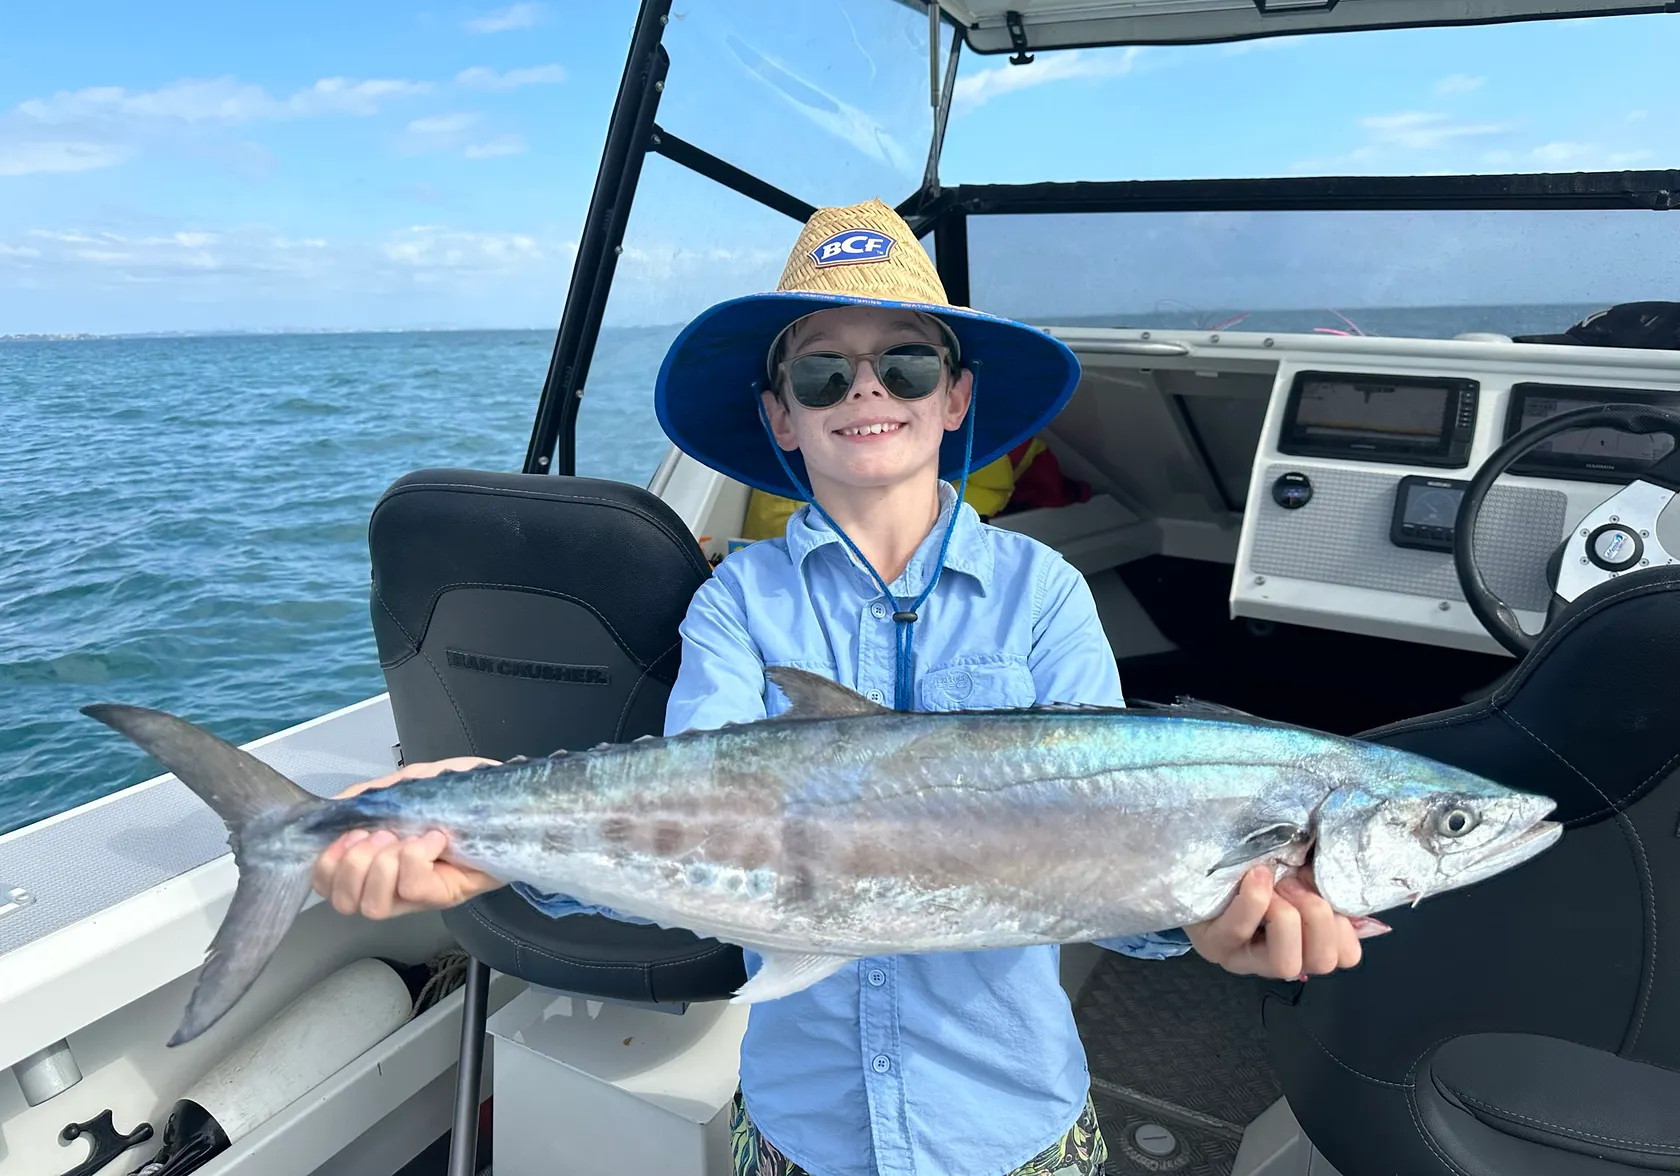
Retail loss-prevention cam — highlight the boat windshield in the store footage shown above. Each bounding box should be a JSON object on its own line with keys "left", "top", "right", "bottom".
{"left": 942, "top": 13, "right": 1676, "bottom": 185}
{"left": 658, "top": 0, "right": 938, "bottom": 212}
{"left": 945, "top": 10, "right": 1679, "bottom": 337}
{"left": 575, "top": 3, "right": 1678, "bottom": 485}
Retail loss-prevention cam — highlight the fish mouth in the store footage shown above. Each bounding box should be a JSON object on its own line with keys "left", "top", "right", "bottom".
{"left": 1491, "top": 818, "right": 1564, "bottom": 864}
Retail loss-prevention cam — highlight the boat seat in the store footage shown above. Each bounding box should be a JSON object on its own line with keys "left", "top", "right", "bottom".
{"left": 365, "top": 467, "right": 747, "bottom": 1173}
{"left": 1257, "top": 563, "right": 1680, "bottom": 1176}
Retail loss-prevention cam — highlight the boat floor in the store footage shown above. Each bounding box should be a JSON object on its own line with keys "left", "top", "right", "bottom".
{"left": 1075, "top": 949, "right": 1279, "bottom": 1175}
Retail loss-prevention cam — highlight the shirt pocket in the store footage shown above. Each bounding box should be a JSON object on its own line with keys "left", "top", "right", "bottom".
{"left": 917, "top": 653, "right": 1037, "bottom": 713}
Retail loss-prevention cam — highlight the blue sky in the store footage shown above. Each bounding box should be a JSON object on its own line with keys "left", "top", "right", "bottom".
{"left": 0, "top": 1, "right": 1675, "bottom": 334}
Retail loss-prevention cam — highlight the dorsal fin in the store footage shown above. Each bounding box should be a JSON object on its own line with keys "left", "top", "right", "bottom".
{"left": 1126, "top": 695, "right": 1260, "bottom": 720}
{"left": 765, "top": 666, "right": 889, "bottom": 719}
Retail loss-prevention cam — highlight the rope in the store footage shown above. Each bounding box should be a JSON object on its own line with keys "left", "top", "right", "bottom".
{"left": 414, "top": 947, "right": 471, "bottom": 1013}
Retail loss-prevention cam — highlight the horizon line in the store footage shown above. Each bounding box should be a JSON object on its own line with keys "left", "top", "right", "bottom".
{"left": 0, "top": 300, "right": 1608, "bottom": 343}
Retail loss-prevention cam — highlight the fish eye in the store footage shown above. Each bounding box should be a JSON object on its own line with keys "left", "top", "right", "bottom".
{"left": 1436, "top": 806, "right": 1478, "bottom": 838}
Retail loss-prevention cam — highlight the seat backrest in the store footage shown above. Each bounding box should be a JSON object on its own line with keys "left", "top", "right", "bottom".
{"left": 1263, "top": 564, "right": 1680, "bottom": 1170}
{"left": 366, "top": 468, "right": 714, "bottom": 764}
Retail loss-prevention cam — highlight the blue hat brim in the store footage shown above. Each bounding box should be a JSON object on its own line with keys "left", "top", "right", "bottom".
{"left": 653, "top": 291, "right": 1082, "bottom": 501}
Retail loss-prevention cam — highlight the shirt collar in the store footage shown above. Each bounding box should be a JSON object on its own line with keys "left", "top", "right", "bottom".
{"left": 783, "top": 479, "right": 994, "bottom": 596}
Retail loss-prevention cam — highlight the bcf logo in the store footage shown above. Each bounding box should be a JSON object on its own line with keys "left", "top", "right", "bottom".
{"left": 810, "top": 229, "right": 895, "bottom": 267}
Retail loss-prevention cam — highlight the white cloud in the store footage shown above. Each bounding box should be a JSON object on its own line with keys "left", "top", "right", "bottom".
{"left": 1, "top": 74, "right": 439, "bottom": 179}
{"left": 465, "top": 134, "right": 527, "bottom": 158}
{"left": 953, "top": 47, "right": 1144, "bottom": 111}
{"left": 1628, "top": 109, "right": 1649, "bottom": 122}
{"left": 464, "top": 3, "right": 543, "bottom": 34}
{"left": 1291, "top": 111, "right": 1511, "bottom": 173}
{"left": 456, "top": 65, "right": 565, "bottom": 90}
{"left": 1358, "top": 112, "right": 1509, "bottom": 151}
{"left": 1434, "top": 74, "right": 1486, "bottom": 95}
{"left": 1529, "top": 140, "right": 1593, "bottom": 165}
{"left": 17, "top": 76, "right": 430, "bottom": 126}
{"left": 1505, "top": 142, "right": 1655, "bottom": 169}
{"left": 0, "top": 139, "right": 132, "bottom": 176}
{"left": 381, "top": 225, "right": 549, "bottom": 273}
{"left": 0, "top": 217, "right": 791, "bottom": 329}
{"left": 408, "top": 112, "right": 480, "bottom": 137}
{"left": 399, "top": 114, "right": 527, "bottom": 159}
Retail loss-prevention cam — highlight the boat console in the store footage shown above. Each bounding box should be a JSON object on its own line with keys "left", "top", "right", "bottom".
{"left": 973, "top": 326, "right": 1680, "bottom": 659}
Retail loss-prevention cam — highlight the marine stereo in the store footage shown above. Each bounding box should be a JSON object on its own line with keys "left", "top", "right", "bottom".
{"left": 1277, "top": 370, "right": 1478, "bottom": 468}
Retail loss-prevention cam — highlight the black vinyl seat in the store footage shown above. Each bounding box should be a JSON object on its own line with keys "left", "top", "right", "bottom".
{"left": 1261, "top": 565, "right": 1680, "bottom": 1176}
{"left": 365, "top": 467, "right": 747, "bottom": 1173}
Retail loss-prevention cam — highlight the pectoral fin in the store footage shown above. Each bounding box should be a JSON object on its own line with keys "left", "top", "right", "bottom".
{"left": 1208, "top": 822, "right": 1309, "bottom": 875}
{"left": 729, "top": 951, "right": 855, "bottom": 1004}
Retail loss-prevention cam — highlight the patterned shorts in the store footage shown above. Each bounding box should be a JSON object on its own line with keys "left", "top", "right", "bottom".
{"left": 728, "top": 1089, "right": 1109, "bottom": 1176}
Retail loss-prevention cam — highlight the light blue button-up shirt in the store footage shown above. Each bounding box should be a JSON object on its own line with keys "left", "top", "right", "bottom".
{"left": 518, "top": 480, "right": 1191, "bottom": 1176}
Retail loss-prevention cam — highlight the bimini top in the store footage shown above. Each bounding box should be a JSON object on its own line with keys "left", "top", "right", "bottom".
{"left": 940, "top": 0, "right": 1674, "bottom": 55}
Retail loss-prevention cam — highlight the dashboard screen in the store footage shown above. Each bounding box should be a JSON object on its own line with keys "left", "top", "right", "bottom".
{"left": 1390, "top": 476, "right": 1468, "bottom": 552}
{"left": 1293, "top": 378, "right": 1448, "bottom": 443}
{"left": 1279, "top": 371, "right": 1477, "bottom": 468}
{"left": 1400, "top": 481, "right": 1464, "bottom": 527}
{"left": 1505, "top": 383, "right": 1680, "bottom": 483}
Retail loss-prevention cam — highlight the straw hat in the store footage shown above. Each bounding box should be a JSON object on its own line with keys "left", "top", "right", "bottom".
{"left": 653, "top": 198, "right": 1080, "bottom": 501}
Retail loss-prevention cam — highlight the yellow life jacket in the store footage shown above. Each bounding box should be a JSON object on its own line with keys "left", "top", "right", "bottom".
{"left": 738, "top": 439, "right": 1047, "bottom": 542}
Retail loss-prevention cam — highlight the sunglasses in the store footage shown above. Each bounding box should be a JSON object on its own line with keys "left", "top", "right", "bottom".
{"left": 778, "top": 343, "right": 952, "bottom": 410}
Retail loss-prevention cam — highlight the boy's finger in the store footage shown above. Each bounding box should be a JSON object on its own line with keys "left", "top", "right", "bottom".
{"left": 331, "top": 830, "right": 395, "bottom": 915}
{"left": 359, "top": 840, "right": 405, "bottom": 920}
{"left": 1210, "top": 868, "right": 1273, "bottom": 955}
{"left": 1257, "top": 894, "right": 1303, "bottom": 979}
{"left": 397, "top": 831, "right": 449, "bottom": 905}
{"left": 311, "top": 829, "right": 368, "bottom": 894}
{"left": 1277, "top": 876, "right": 1339, "bottom": 974}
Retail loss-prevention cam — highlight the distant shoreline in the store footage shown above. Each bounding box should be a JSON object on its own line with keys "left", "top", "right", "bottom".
{"left": 0, "top": 303, "right": 1604, "bottom": 343}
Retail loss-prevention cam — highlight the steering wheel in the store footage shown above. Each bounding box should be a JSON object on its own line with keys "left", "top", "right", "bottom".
{"left": 1454, "top": 402, "right": 1680, "bottom": 657}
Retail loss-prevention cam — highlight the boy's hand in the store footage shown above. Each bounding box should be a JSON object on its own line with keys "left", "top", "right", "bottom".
{"left": 1184, "top": 866, "right": 1370, "bottom": 980}
{"left": 312, "top": 757, "right": 507, "bottom": 920}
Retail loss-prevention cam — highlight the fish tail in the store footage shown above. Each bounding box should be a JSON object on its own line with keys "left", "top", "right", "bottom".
{"left": 81, "top": 702, "right": 325, "bottom": 1046}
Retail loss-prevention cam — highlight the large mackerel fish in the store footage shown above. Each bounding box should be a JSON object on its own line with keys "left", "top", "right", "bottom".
{"left": 83, "top": 667, "right": 1560, "bottom": 1046}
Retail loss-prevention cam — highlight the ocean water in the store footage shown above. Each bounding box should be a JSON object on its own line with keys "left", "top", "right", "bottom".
{"left": 0, "top": 304, "right": 1606, "bottom": 835}
{"left": 0, "top": 326, "right": 680, "bottom": 836}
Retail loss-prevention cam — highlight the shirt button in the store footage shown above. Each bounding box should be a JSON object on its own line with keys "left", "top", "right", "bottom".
{"left": 867, "top": 968, "right": 886, "bottom": 986}
{"left": 872, "top": 1054, "right": 891, "bottom": 1073}
{"left": 870, "top": 602, "right": 887, "bottom": 619}
{"left": 866, "top": 689, "right": 884, "bottom": 703}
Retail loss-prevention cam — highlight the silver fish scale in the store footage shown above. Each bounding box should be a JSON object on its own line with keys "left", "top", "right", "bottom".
{"left": 395, "top": 712, "right": 1352, "bottom": 956}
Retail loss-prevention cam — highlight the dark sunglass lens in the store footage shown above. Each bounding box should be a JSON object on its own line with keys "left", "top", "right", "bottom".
{"left": 877, "top": 345, "right": 943, "bottom": 400}
{"left": 788, "top": 354, "right": 855, "bottom": 407}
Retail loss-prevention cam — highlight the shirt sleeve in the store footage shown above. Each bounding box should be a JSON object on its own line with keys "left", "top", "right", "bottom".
{"left": 1029, "top": 555, "right": 1194, "bottom": 960}
{"left": 514, "top": 567, "right": 769, "bottom": 927}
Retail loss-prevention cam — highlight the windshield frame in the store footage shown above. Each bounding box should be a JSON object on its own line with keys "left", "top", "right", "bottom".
{"left": 524, "top": 0, "right": 1680, "bottom": 478}
{"left": 948, "top": 0, "right": 1679, "bottom": 56}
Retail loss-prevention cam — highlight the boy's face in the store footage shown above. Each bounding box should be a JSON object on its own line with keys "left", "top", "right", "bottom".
{"left": 761, "top": 305, "right": 973, "bottom": 495}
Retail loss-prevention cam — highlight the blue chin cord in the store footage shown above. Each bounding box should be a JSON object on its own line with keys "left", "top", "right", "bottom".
{"left": 754, "top": 365, "right": 980, "bottom": 712}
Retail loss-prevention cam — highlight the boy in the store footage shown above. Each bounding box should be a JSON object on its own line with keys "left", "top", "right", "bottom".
{"left": 314, "top": 200, "right": 1366, "bottom": 1176}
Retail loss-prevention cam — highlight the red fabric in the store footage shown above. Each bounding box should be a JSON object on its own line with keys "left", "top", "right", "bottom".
{"left": 1000, "top": 440, "right": 1091, "bottom": 514}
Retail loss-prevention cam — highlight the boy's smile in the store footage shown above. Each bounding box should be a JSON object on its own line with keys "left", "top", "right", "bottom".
{"left": 834, "top": 418, "right": 906, "bottom": 440}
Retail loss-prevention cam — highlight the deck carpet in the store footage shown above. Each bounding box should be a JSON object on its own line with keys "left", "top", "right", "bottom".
{"left": 1073, "top": 949, "right": 1282, "bottom": 1176}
